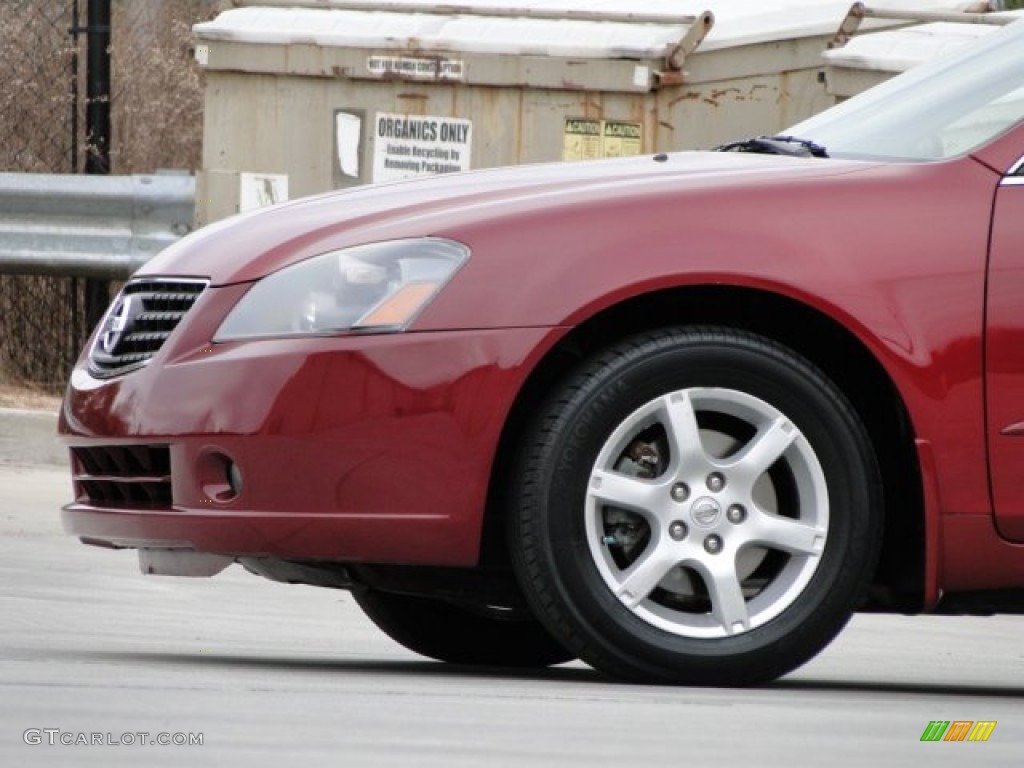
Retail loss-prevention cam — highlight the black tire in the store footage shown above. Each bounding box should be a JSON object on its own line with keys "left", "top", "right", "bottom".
{"left": 352, "top": 588, "right": 575, "bottom": 667}
{"left": 509, "top": 327, "right": 883, "bottom": 686}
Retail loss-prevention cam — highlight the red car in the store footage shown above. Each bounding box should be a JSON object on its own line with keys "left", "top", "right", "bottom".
{"left": 61, "top": 20, "right": 1024, "bottom": 685}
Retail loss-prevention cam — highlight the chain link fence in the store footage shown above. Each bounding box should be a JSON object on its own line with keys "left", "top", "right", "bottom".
{"left": 0, "top": 0, "right": 221, "bottom": 393}
{"left": 1, "top": 0, "right": 82, "bottom": 392}
{"left": 0, "top": 0, "right": 78, "bottom": 174}
{"left": 112, "top": 0, "right": 221, "bottom": 174}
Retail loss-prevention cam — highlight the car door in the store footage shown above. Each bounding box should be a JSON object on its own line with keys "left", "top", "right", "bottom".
{"left": 986, "top": 152, "right": 1024, "bottom": 542}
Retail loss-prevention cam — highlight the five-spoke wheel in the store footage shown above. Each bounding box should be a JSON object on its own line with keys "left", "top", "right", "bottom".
{"left": 510, "top": 328, "right": 883, "bottom": 685}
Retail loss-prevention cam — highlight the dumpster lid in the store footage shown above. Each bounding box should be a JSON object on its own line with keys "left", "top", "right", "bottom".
{"left": 197, "top": 0, "right": 993, "bottom": 59}
{"left": 824, "top": 18, "right": 1011, "bottom": 72}
{"left": 195, "top": 4, "right": 709, "bottom": 62}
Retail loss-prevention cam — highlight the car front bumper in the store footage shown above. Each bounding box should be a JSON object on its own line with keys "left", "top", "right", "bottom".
{"left": 60, "top": 308, "right": 562, "bottom": 567}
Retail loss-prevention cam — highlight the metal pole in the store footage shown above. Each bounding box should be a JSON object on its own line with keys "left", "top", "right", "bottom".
{"left": 85, "top": 0, "right": 110, "bottom": 176}
{"left": 70, "top": 0, "right": 80, "bottom": 174}
{"left": 85, "top": 0, "right": 112, "bottom": 331}
{"left": 69, "top": 0, "right": 82, "bottom": 366}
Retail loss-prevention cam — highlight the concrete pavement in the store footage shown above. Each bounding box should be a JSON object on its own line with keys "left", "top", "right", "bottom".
{"left": 0, "top": 406, "right": 62, "bottom": 466}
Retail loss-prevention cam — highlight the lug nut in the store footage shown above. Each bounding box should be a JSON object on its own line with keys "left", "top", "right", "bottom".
{"left": 726, "top": 504, "right": 747, "bottom": 524}
{"left": 670, "top": 483, "right": 690, "bottom": 503}
{"left": 707, "top": 472, "right": 726, "bottom": 492}
{"left": 669, "top": 521, "right": 688, "bottom": 541}
{"left": 704, "top": 534, "right": 723, "bottom": 554}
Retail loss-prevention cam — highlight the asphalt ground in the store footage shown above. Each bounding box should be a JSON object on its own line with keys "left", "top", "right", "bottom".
{"left": 0, "top": 407, "right": 62, "bottom": 468}
{"left": 1, "top": 406, "right": 1022, "bottom": 766}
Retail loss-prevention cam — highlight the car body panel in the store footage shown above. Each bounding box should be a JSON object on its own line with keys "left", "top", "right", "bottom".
{"left": 422, "top": 156, "right": 998, "bottom": 529}
{"left": 986, "top": 157, "right": 1024, "bottom": 542}
{"left": 63, "top": 149, "right": 1016, "bottom": 574}
{"left": 62, "top": 315, "right": 568, "bottom": 565}
{"left": 972, "top": 122, "right": 1024, "bottom": 176}
{"left": 138, "top": 154, "right": 879, "bottom": 287}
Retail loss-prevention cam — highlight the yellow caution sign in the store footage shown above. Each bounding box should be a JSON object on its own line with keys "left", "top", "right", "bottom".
{"left": 563, "top": 118, "right": 643, "bottom": 161}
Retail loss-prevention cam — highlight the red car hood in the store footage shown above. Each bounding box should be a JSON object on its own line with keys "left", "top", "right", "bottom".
{"left": 140, "top": 152, "right": 877, "bottom": 285}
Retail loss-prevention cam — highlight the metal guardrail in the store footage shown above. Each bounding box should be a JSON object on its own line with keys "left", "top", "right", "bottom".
{"left": 0, "top": 171, "right": 195, "bottom": 279}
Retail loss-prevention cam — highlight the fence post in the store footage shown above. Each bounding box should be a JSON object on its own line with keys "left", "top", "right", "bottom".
{"left": 85, "top": 0, "right": 112, "bottom": 331}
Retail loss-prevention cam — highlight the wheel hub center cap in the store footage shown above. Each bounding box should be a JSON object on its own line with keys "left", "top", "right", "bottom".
{"left": 690, "top": 496, "right": 722, "bottom": 528}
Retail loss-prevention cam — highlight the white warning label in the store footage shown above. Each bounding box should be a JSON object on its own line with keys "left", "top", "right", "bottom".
{"left": 367, "top": 56, "right": 465, "bottom": 81}
{"left": 372, "top": 113, "right": 472, "bottom": 183}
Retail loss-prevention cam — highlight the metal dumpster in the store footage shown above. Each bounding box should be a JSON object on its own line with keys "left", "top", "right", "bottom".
{"left": 193, "top": 0, "right": 993, "bottom": 224}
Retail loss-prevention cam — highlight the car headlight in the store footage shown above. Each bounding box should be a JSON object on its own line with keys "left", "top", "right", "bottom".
{"left": 214, "top": 238, "right": 469, "bottom": 340}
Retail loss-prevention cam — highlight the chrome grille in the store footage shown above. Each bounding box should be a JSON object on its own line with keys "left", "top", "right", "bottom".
{"left": 71, "top": 445, "right": 172, "bottom": 509}
{"left": 88, "top": 278, "right": 207, "bottom": 378}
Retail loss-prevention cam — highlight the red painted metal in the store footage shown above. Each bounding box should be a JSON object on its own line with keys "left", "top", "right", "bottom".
{"left": 61, "top": 122, "right": 1024, "bottom": 599}
{"left": 985, "top": 167, "right": 1024, "bottom": 541}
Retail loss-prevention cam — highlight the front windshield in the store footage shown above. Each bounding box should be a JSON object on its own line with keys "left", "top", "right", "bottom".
{"left": 788, "top": 18, "right": 1024, "bottom": 162}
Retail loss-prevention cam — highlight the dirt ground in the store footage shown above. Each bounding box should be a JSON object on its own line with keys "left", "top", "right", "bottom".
{"left": 0, "top": 383, "right": 62, "bottom": 411}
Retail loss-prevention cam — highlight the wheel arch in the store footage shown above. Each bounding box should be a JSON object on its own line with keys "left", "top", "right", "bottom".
{"left": 481, "top": 284, "right": 925, "bottom": 612}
